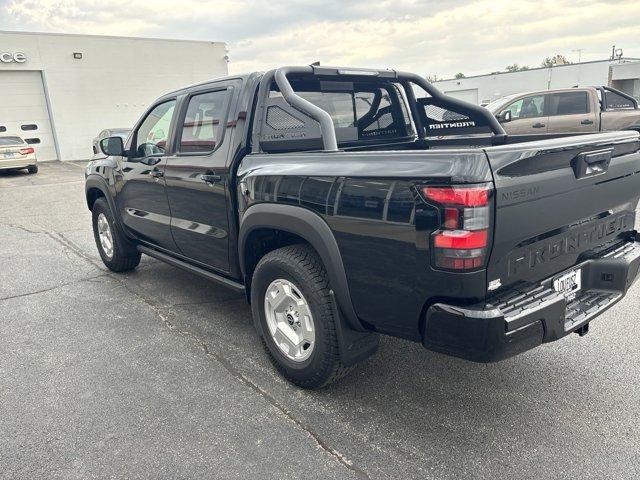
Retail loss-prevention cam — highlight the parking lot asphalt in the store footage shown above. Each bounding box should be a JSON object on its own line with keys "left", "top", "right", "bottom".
{"left": 1, "top": 161, "right": 639, "bottom": 479}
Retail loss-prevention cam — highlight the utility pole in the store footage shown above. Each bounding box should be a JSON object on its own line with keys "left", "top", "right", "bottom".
{"left": 572, "top": 49, "right": 585, "bottom": 86}
{"left": 572, "top": 49, "right": 584, "bottom": 63}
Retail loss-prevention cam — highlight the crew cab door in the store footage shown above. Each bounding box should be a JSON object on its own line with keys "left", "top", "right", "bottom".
{"left": 162, "top": 81, "right": 239, "bottom": 272}
{"left": 499, "top": 93, "right": 549, "bottom": 135}
{"left": 546, "top": 90, "right": 598, "bottom": 134}
{"left": 116, "top": 99, "right": 178, "bottom": 251}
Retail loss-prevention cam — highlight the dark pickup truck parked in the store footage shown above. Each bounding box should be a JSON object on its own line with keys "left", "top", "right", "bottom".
{"left": 85, "top": 65, "right": 640, "bottom": 388}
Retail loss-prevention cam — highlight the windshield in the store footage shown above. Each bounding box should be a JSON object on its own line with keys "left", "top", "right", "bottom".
{"left": 0, "top": 136, "right": 24, "bottom": 146}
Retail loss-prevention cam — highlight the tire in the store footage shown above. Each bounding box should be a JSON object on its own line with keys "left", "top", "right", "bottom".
{"left": 251, "top": 244, "right": 353, "bottom": 389}
{"left": 27, "top": 165, "right": 38, "bottom": 174}
{"left": 91, "top": 197, "right": 141, "bottom": 272}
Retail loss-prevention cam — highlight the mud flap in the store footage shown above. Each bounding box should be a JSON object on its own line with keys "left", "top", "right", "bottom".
{"left": 329, "top": 290, "right": 379, "bottom": 366}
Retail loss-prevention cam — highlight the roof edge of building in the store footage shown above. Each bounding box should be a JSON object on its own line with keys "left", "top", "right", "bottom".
{"left": 0, "top": 29, "right": 226, "bottom": 46}
{"left": 434, "top": 58, "right": 640, "bottom": 83}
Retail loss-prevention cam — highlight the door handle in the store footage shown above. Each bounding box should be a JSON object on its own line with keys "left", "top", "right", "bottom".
{"left": 200, "top": 173, "right": 222, "bottom": 184}
{"left": 532, "top": 122, "right": 546, "bottom": 128}
{"left": 150, "top": 168, "right": 164, "bottom": 178}
{"left": 581, "top": 119, "right": 594, "bottom": 125}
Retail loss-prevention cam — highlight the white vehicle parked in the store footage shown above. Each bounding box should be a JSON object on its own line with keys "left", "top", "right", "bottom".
{"left": 0, "top": 136, "right": 38, "bottom": 174}
{"left": 92, "top": 129, "right": 130, "bottom": 157}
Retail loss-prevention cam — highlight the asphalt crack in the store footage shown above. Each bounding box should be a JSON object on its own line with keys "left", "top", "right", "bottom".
{"left": 9, "top": 219, "right": 371, "bottom": 479}
{"left": 0, "top": 273, "right": 110, "bottom": 302}
{"left": 2, "top": 222, "right": 42, "bottom": 234}
{"left": 116, "top": 276, "right": 370, "bottom": 480}
{"left": 45, "top": 231, "right": 106, "bottom": 271}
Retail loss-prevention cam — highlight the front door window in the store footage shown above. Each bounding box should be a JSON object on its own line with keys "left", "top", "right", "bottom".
{"left": 133, "top": 100, "right": 176, "bottom": 158}
{"left": 505, "top": 94, "right": 545, "bottom": 119}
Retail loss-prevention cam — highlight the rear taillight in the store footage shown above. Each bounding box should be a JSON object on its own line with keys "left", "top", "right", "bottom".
{"left": 19, "top": 147, "right": 35, "bottom": 155}
{"left": 422, "top": 185, "right": 492, "bottom": 271}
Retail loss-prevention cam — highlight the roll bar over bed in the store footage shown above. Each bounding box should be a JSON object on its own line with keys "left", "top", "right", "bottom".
{"left": 252, "top": 65, "right": 506, "bottom": 152}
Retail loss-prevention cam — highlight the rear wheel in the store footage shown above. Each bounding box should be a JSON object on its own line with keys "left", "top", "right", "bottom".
{"left": 27, "top": 165, "right": 38, "bottom": 174}
{"left": 251, "top": 244, "right": 352, "bottom": 389}
{"left": 91, "top": 197, "right": 141, "bottom": 272}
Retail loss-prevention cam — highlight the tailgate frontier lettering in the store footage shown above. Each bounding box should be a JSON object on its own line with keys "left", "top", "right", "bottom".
{"left": 508, "top": 213, "right": 629, "bottom": 277}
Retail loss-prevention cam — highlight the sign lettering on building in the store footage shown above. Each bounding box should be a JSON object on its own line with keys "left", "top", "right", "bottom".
{"left": 0, "top": 52, "right": 27, "bottom": 63}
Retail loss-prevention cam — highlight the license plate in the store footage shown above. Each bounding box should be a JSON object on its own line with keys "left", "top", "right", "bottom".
{"left": 3, "top": 152, "right": 14, "bottom": 158}
{"left": 553, "top": 268, "right": 582, "bottom": 301}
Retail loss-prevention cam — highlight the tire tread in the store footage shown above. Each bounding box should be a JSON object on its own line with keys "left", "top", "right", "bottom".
{"left": 92, "top": 197, "right": 141, "bottom": 272}
{"left": 253, "top": 244, "right": 353, "bottom": 388}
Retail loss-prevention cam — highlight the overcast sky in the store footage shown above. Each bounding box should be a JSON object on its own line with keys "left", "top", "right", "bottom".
{"left": 1, "top": 0, "right": 639, "bottom": 78}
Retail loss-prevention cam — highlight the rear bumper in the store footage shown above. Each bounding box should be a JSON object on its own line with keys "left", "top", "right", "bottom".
{"left": 0, "top": 156, "right": 37, "bottom": 170}
{"left": 422, "top": 239, "right": 640, "bottom": 362}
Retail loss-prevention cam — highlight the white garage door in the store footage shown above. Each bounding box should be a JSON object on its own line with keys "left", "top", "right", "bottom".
{"left": 0, "top": 71, "right": 57, "bottom": 161}
{"left": 444, "top": 88, "right": 479, "bottom": 105}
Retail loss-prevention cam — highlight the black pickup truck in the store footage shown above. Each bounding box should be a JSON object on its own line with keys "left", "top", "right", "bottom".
{"left": 85, "top": 65, "right": 640, "bottom": 388}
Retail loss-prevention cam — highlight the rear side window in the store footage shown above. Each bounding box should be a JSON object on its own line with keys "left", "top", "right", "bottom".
{"left": 605, "top": 91, "right": 636, "bottom": 110}
{"left": 179, "top": 90, "right": 228, "bottom": 153}
{"left": 550, "top": 92, "right": 589, "bottom": 116}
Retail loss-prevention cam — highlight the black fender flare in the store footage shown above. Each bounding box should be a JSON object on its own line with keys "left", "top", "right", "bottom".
{"left": 85, "top": 175, "right": 127, "bottom": 233}
{"left": 239, "top": 203, "right": 366, "bottom": 332}
{"left": 85, "top": 174, "right": 113, "bottom": 209}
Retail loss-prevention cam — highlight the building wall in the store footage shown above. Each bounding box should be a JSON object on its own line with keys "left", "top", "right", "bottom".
{"left": 0, "top": 31, "right": 228, "bottom": 160}
{"left": 434, "top": 60, "right": 639, "bottom": 105}
{"left": 611, "top": 61, "right": 640, "bottom": 99}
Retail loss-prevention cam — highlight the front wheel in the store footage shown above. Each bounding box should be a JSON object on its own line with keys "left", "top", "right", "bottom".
{"left": 91, "top": 197, "right": 141, "bottom": 272}
{"left": 251, "top": 244, "right": 353, "bottom": 389}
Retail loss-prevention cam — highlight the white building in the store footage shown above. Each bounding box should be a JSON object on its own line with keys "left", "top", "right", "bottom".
{"left": 434, "top": 58, "right": 640, "bottom": 106}
{"left": 0, "top": 31, "right": 228, "bottom": 161}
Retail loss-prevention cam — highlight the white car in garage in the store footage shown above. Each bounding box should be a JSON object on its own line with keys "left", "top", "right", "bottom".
{"left": 0, "top": 136, "right": 38, "bottom": 174}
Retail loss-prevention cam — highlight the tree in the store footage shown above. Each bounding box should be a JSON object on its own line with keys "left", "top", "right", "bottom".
{"left": 426, "top": 74, "right": 439, "bottom": 82}
{"left": 454, "top": 72, "right": 465, "bottom": 79}
{"left": 505, "top": 64, "right": 530, "bottom": 72}
{"left": 541, "top": 55, "right": 572, "bottom": 68}
{"left": 554, "top": 54, "right": 571, "bottom": 65}
{"left": 541, "top": 57, "right": 555, "bottom": 68}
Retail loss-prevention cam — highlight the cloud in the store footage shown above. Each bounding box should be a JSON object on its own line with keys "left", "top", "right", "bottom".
{"left": 2, "top": 0, "right": 639, "bottom": 77}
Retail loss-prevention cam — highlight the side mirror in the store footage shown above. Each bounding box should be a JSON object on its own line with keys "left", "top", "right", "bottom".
{"left": 100, "top": 136, "right": 125, "bottom": 157}
{"left": 497, "top": 110, "right": 512, "bottom": 123}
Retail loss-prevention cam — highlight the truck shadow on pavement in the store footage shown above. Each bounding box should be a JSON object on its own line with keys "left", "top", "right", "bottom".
{"left": 119, "top": 256, "right": 615, "bottom": 470}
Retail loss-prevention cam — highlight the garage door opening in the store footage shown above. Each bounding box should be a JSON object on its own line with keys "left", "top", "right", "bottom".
{"left": 0, "top": 71, "right": 57, "bottom": 161}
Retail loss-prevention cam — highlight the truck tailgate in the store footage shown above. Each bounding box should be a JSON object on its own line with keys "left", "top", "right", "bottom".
{"left": 485, "top": 131, "right": 640, "bottom": 291}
